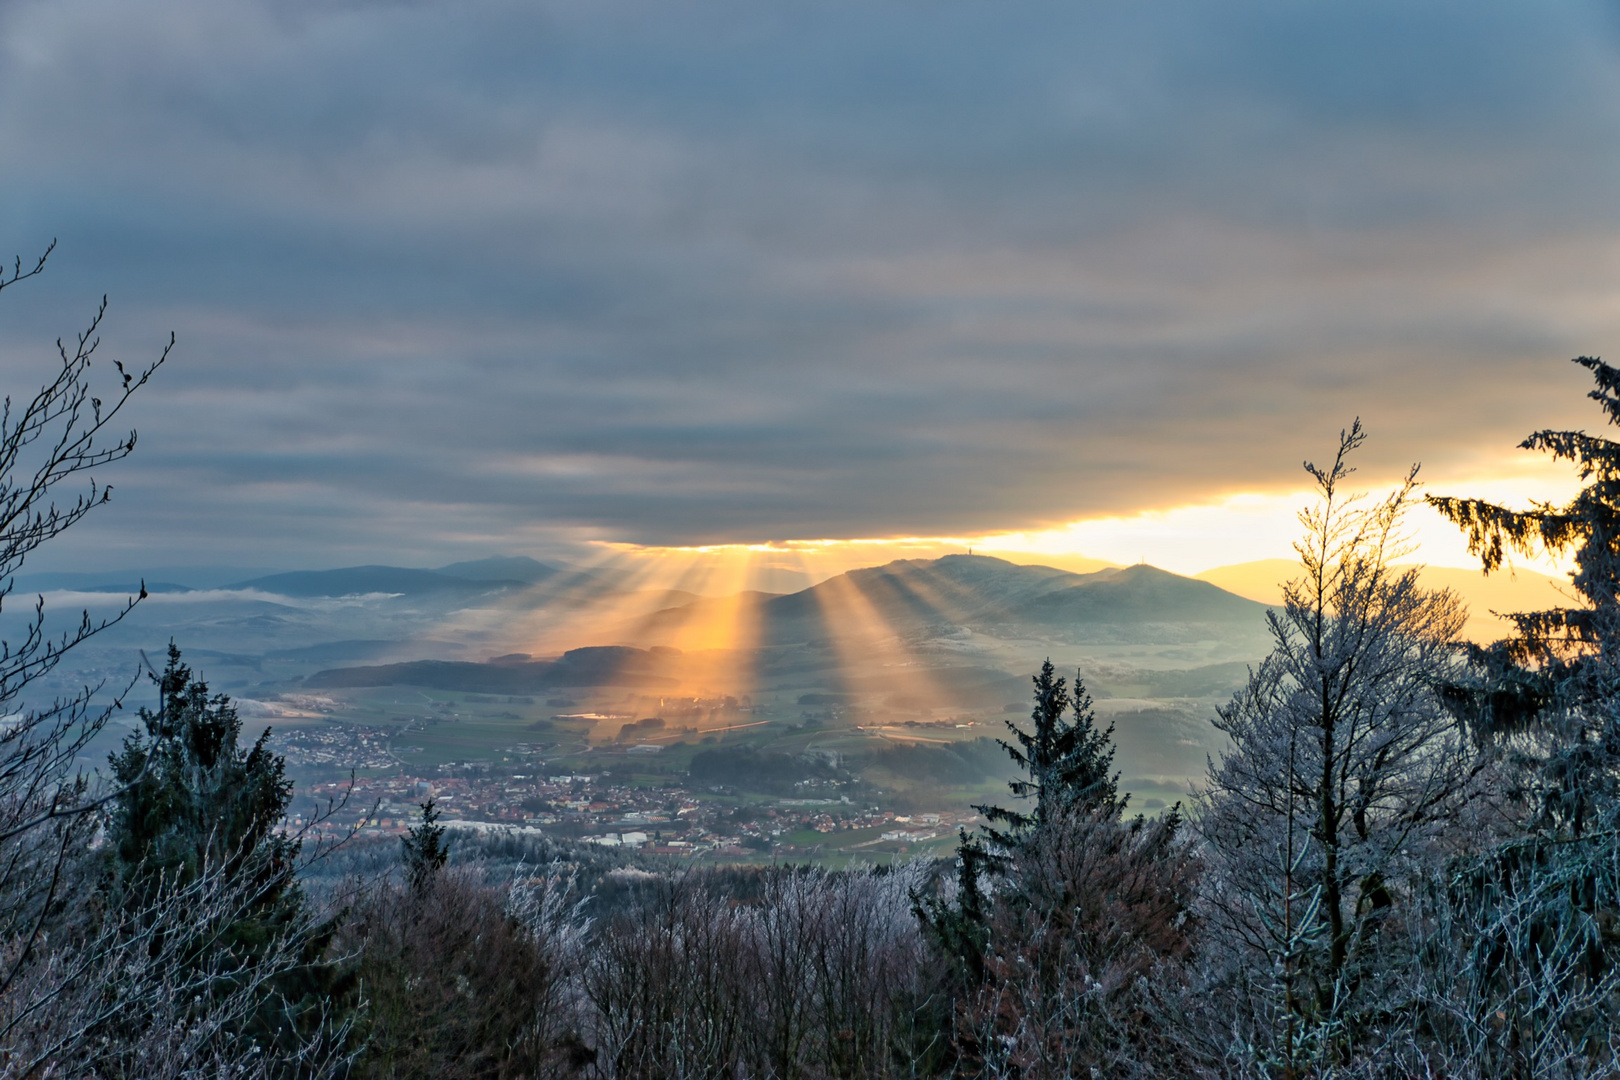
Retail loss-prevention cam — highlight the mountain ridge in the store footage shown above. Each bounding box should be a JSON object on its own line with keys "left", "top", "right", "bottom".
{"left": 629, "top": 554, "right": 1268, "bottom": 647}
{"left": 228, "top": 565, "right": 534, "bottom": 598}
{"left": 297, "top": 555, "right": 1269, "bottom": 694}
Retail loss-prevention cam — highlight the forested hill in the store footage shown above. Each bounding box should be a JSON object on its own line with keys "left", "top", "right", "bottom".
{"left": 305, "top": 555, "right": 1271, "bottom": 692}
{"left": 305, "top": 645, "right": 682, "bottom": 691}
{"left": 631, "top": 554, "right": 1269, "bottom": 644}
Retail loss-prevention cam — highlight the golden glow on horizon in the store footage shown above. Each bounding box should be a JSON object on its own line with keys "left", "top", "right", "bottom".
{"left": 429, "top": 455, "right": 1587, "bottom": 700}
{"left": 593, "top": 456, "right": 1580, "bottom": 584}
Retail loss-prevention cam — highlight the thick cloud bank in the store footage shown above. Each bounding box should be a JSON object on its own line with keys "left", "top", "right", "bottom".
{"left": 0, "top": 0, "right": 1617, "bottom": 566}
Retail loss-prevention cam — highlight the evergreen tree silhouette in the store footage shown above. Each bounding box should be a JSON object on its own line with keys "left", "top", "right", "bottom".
{"left": 975, "top": 658, "right": 1122, "bottom": 853}
{"left": 401, "top": 799, "right": 449, "bottom": 892}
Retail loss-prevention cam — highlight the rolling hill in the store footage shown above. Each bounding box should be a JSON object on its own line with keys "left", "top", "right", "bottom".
{"left": 229, "top": 565, "right": 533, "bottom": 597}
{"left": 626, "top": 555, "right": 1269, "bottom": 647}
{"left": 433, "top": 555, "right": 564, "bottom": 584}
{"left": 305, "top": 644, "right": 685, "bottom": 691}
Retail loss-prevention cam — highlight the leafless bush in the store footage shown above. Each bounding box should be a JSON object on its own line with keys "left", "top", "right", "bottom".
{"left": 587, "top": 876, "right": 750, "bottom": 1080}
{"left": 1360, "top": 833, "right": 1620, "bottom": 1080}
{"left": 0, "top": 243, "right": 170, "bottom": 1054}
{"left": 0, "top": 856, "right": 355, "bottom": 1079}
{"left": 1161, "top": 832, "right": 1620, "bottom": 1080}
{"left": 747, "top": 863, "right": 936, "bottom": 1079}
{"left": 584, "top": 863, "right": 935, "bottom": 1080}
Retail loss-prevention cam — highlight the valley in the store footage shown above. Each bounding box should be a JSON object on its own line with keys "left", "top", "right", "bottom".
{"left": 30, "top": 552, "right": 1288, "bottom": 861}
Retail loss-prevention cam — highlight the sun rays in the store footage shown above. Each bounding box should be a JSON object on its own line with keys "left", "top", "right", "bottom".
{"left": 427, "top": 541, "right": 1016, "bottom": 723}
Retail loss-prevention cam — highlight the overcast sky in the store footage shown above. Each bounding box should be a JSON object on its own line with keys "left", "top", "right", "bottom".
{"left": 1, "top": 0, "right": 1618, "bottom": 574}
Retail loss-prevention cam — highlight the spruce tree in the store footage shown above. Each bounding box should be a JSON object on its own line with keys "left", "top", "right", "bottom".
{"left": 975, "top": 658, "right": 1122, "bottom": 852}
{"left": 401, "top": 799, "right": 449, "bottom": 892}
{"left": 922, "top": 661, "right": 1125, "bottom": 985}
{"left": 1422, "top": 358, "right": 1620, "bottom": 1069}
{"left": 107, "top": 642, "right": 299, "bottom": 917}
{"left": 913, "top": 827, "right": 994, "bottom": 985}
{"left": 1430, "top": 355, "right": 1620, "bottom": 835}
{"left": 105, "top": 644, "right": 353, "bottom": 1062}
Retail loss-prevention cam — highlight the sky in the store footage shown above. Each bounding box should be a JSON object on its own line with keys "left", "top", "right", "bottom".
{"left": 0, "top": 0, "right": 1617, "bottom": 582}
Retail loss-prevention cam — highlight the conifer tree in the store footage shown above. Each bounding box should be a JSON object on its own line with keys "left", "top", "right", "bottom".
{"left": 1414, "top": 358, "right": 1620, "bottom": 1072}
{"left": 104, "top": 644, "right": 354, "bottom": 1065}
{"left": 913, "top": 827, "right": 994, "bottom": 985}
{"left": 1430, "top": 355, "right": 1620, "bottom": 835}
{"left": 107, "top": 642, "right": 299, "bottom": 917}
{"left": 400, "top": 799, "right": 449, "bottom": 892}
{"left": 921, "top": 661, "right": 1126, "bottom": 986}
{"left": 928, "top": 663, "right": 1196, "bottom": 1073}
{"left": 975, "top": 658, "right": 1121, "bottom": 852}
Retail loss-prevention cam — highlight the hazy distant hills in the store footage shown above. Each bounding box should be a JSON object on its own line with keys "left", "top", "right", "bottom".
{"left": 1014, "top": 564, "right": 1267, "bottom": 626}
{"left": 1195, "top": 558, "right": 1571, "bottom": 642}
{"left": 632, "top": 555, "right": 1268, "bottom": 646}
{"left": 228, "top": 566, "right": 529, "bottom": 597}
{"left": 29, "top": 552, "right": 1271, "bottom": 720}
{"left": 432, "top": 556, "right": 561, "bottom": 584}
{"left": 20, "top": 556, "right": 575, "bottom": 599}
{"left": 16, "top": 567, "right": 278, "bottom": 593}
{"left": 298, "top": 557, "right": 1270, "bottom": 702}
{"left": 307, "top": 644, "right": 683, "bottom": 691}
{"left": 228, "top": 556, "right": 566, "bottom": 597}
{"left": 35, "top": 551, "right": 1272, "bottom": 806}
{"left": 778, "top": 555, "right": 1080, "bottom": 628}
{"left": 305, "top": 555, "right": 1274, "bottom": 694}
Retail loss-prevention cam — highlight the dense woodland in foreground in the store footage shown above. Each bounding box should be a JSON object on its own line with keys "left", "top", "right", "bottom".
{"left": 4, "top": 253, "right": 1620, "bottom": 1078}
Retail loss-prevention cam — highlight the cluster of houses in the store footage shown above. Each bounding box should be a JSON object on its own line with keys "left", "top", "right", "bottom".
{"left": 289, "top": 764, "right": 970, "bottom": 858}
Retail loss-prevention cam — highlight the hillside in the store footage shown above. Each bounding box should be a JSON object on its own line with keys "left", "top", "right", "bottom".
{"left": 433, "top": 555, "right": 563, "bottom": 583}
{"left": 623, "top": 554, "right": 1269, "bottom": 647}
{"left": 306, "top": 644, "right": 684, "bottom": 691}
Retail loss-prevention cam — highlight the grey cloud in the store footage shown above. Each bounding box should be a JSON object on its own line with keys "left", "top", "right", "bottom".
{"left": 0, "top": 0, "right": 1617, "bottom": 567}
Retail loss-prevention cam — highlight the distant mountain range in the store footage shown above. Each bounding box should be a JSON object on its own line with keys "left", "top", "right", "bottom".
{"left": 228, "top": 556, "right": 564, "bottom": 597}
{"left": 1195, "top": 558, "right": 1571, "bottom": 642}
{"left": 16, "top": 556, "right": 569, "bottom": 599}
{"left": 306, "top": 644, "right": 684, "bottom": 691}
{"left": 307, "top": 554, "right": 1271, "bottom": 691}
{"left": 228, "top": 566, "right": 528, "bottom": 598}
{"left": 432, "top": 556, "right": 563, "bottom": 584}
{"left": 630, "top": 555, "right": 1268, "bottom": 646}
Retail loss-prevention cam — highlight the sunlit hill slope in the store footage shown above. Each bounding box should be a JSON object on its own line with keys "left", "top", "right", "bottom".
{"left": 618, "top": 555, "right": 1268, "bottom": 651}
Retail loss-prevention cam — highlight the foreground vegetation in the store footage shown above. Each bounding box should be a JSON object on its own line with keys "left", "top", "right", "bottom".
{"left": 1, "top": 251, "right": 1619, "bottom": 1076}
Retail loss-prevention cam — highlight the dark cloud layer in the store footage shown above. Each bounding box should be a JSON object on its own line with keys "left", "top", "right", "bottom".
{"left": 0, "top": 0, "right": 1618, "bottom": 567}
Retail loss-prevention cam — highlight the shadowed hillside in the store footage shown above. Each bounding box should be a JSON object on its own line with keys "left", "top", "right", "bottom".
{"left": 306, "top": 644, "right": 684, "bottom": 691}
